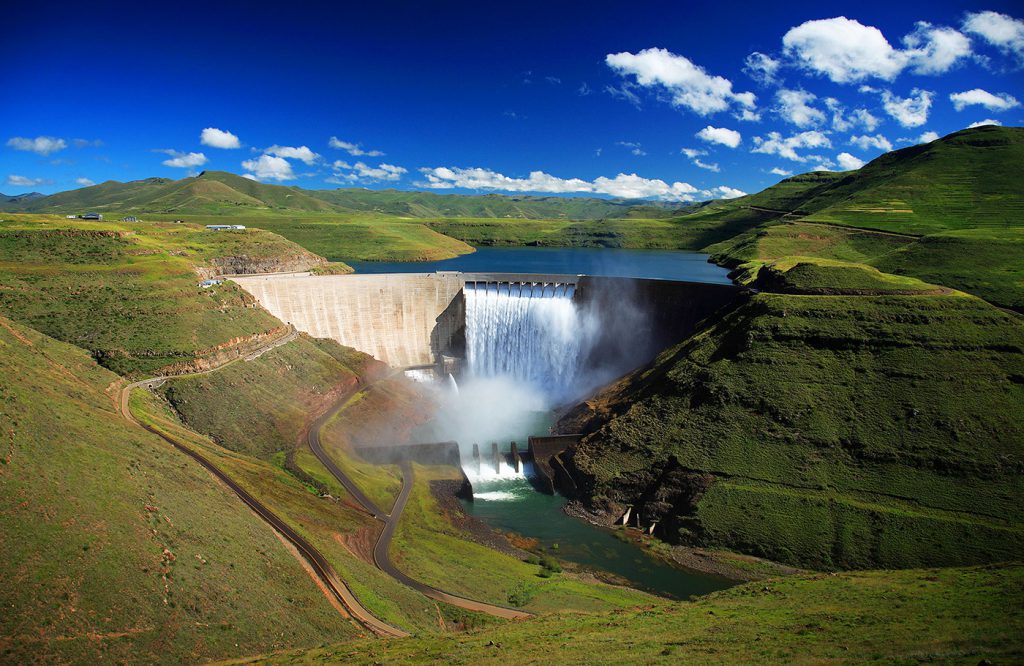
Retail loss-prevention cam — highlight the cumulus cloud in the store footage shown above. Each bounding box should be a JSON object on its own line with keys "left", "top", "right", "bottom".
{"left": 5, "top": 174, "right": 49, "bottom": 187}
{"left": 264, "top": 145, "right": 320, "bottom": 165}
{"left": 918, "top": 130, "right": 940, "bottom": 143}
{"left": 696, "top": 125, "right": 742, "bottom": 148}
{"left": 616, "top": 141, "right": 647, "bottom": 156}
{"left": 75, "top": 177, "right": 95, "bottom": 187}
{"left": 734, "top": 108, "right": 762, "bottom": 122}
{"left": 963, "top": 10, "right": 1024, "bottom": 61}
{"left": 241, "top": 154, "right": 295, "bottom": 181}
{"left": 751, "top": 130, "right": 831, "bottom": 161}
{"left": 605, "top": 47, "right": 757, "bottom": 116}
{"left": 836, "top": 152, "right": 866, "bottom": 170}
{"left": 769, "top": 167, "right": 793, "bottom": 176}
{"left": 782, "top": 17, "right": 971, "bottom": 83}
{"left": 849, "top": 134, "right": 893, "bottom": 151}
{"left": 881, "top": 88, "right": 933, "bottom": 127}
{"left": 7, "top": 136, "right": 67, "bottom": 156}
{"left": 328, "top": 137, "right": 384, "bottom": 157}
{"left": 416, "top": 166, "right": 702, "bottom": 201}
{"left": 200, "top": 127, "right": 241, "bottom": 149}
{"left": 743, "top": 52, "right": 781, "bottom": 85}
{"left": 825, "top": 98, "right": 880, "bottom": 132}
{"left": 949, "top": 88, "right": 1020, "bottom": 112}
{"left": 775, "top": 89, "right": 825, "bottom": 127}
{"left": 714, "top": 185, "right": 746, "bottom": 199}
{"left": 967, "top": 119, "right": 1003, "bottom": 128}
{"left": 159, "top": 149, "right": 208, "bottom": 168}
{"left": 330, "top": 160, "right": 407, "bottom": 183}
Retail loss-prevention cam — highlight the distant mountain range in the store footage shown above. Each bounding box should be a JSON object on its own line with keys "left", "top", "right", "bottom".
{"left": 0, "top": 170, "right": 699, "bottom": 220}
{"left": 1, "top": 192, "right": 44, "bottom": 204}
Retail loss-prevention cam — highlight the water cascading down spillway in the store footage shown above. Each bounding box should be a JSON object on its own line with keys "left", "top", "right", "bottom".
{"left": 458, "top": 280, "right": 586, "bottom": 485}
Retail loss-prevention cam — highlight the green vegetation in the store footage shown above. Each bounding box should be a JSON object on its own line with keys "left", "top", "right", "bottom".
{"left": 242, "top": 564, "right": 1024, "bottom": 665}
{"left": 392, "top": 465, "right": 657, "bottom": 614}
{"left": 0, "top": 315, "right": 356, "bottom": 664}
{"left": 0, "top": 215, "right": 325, "bottom": 374}
{"left": 560, "top": 263, "right": 1024, "bottom": 570}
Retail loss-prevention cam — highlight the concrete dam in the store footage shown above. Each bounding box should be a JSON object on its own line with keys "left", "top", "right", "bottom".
{"left": 234, "top": 271, "right": 745, "bottom": 375}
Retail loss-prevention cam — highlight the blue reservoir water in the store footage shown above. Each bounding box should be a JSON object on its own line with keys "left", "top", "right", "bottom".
{"left": 347, "top": 246, "right": 733, "bottom": 284}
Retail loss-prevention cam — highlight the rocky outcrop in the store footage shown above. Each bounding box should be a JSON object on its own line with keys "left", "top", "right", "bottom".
{"left": 197, "top": 252, "right": 328, "bottom": 277}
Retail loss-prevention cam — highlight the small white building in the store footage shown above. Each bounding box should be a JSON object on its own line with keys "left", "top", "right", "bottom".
{"left": 205, "top": 224, "right": 246, "bottom": 231}
{"left": 199, "top": 279, "right": 224, "bottom": 288}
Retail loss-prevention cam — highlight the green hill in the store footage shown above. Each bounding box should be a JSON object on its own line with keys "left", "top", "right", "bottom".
{"left": 557, "top": 261, "right": 1024, "bottom": 570}
{"left": 0, "top": 314, "right": 356, "bottom": 664}
{"left": 245, "top": 564, "right": 1024, "bottom": 665}
{"left": 0, "top": 171, "right": 694, "bottom": 220}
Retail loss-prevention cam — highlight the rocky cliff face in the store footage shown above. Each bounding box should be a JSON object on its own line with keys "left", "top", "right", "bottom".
{"left": 197, "top": 252, "right": 328, "bottom": 277}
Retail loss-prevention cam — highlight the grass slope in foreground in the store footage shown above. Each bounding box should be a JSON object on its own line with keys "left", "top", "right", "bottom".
{"left": 238, "top": 564, "right": 1024, "bottom": 665}
{"left": 0, "top": 315, "right": 355, "bottom": 664}
{"left": 558, "top": 261, "right": 1024, "bottom": 570}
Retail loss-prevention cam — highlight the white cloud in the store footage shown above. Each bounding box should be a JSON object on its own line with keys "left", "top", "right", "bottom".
{"left": 265, "top": 145, "right": 320, "bottom": 165}
{"left": 949, "top": 88, "right": 1020, "bottom": 112}
{"left": 5, "top": 174, "right": 48, "bottom": 187}
{"left": 825, "top": 98, "right": 881, "bottom": 132}
{"left": 849, "top": 134, "right": 893, "bottom": 151}
{"left": 72, "top": 138, "right": 103, "bottom": 148}
{"left": 918, "top": 130, "right": 940, "bottom": 143}
{"left": 200, "top": 127, "right": 241, "bottom": 149}
{"left": 881, "top": 88, "right": 933, "bottom": 127}
{"left": 416, "top": 166, "right": 701, "bottom": 201}
{"left": 901, "top": 22, "right": 973, "bottom": 74}
{"left": 7, "top": 136, "right": 67, "bottom": 156}
{"left": 616, "top": 141, "right": 647, "bottom": 156}
{"left": 734, "top": 109, "right": 762, "bottom": 122}
{"left": 967, "top": 119, "right": 1003, "bottom": 128}
{"left": 75, "top": 177, "right": 95, "bottom": 187}
{"left": 743, "top": 51, "right": 781, "bottom": 85}
{"left": 769, "top": 167, "right": 793, "bottom": 176}
{"left": 775, "top": 89, "right": 825, "bottom": 127}
{"left": 159, "top": 149, "right": 208, "bottom": 168}
{"left": 680, "top": 147, "right": 720, "bottom": 171}
{"left": 331, "top": 160, "right": 407, "bottom": 183}
{"left": 782, "top": 17, "right": 971, "bottom": 83}
{"left": 693, "top": 159, "right": 720, "bottom": 172}
{"left": 240, "top": 154, "right": 295, "bottom": 181}
{"left": 836, "top": 152, "right": 866, "bottom": 170}
{"left": 963, "top": 11, "right": 1024, "bottom": 61}
{"left": 681, "top": 148, "right": 706, "bottom": 159}
{"left": 751, "top": 130, "right": 831, "bottom": 161}
{"left": 605, "top": 47, "right": 757, "bottom": 116}
{"left": 696, "top": 125, "right": 742, "bottom": 148}
{"left": 714, "top": 185, "right": 746, "bottom": 199}
{"left": 328, "top": 137, "right": 384, "bottom": 157}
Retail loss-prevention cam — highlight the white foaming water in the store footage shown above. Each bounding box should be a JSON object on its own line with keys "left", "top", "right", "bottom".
{"left": 464, "top": 282, "right": 584, "bottom": 402}
{"left": 465, "top": 461, "right": 525, "bottom": 483}
{"left": 474, "top": 490, "right": 525, "bottom": 502}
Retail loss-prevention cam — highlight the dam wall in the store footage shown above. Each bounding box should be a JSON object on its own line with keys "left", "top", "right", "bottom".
{"left": 233, "top": 272, "right": 464, "bottom": 368}
{"left": 233, "top": 271, "right": 745, "bottom": 371}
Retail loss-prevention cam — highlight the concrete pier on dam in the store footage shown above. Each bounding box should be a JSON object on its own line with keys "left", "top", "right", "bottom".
{"left": 233, "top": 271, "right": 745, "bottom": 372}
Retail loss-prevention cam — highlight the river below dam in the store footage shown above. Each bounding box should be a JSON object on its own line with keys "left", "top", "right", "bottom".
{"left": 403, "top": 246, "right": 735, "bottom": 599}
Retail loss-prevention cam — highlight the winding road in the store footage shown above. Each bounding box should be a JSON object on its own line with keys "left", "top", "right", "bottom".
{"left": 307, "top": 384, "right": 533, "bottom": 620}
{"left": 117, "top": 328, "right": 410, "bottom": 638}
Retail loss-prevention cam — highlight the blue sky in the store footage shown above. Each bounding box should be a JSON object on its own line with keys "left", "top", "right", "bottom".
{"left": 2, "top": 0, "right": 1022, "bottom": 200}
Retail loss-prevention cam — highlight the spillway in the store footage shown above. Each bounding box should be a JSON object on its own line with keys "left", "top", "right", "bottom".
{"left": 464, "top": 282, "right": 585, "bottom": 402}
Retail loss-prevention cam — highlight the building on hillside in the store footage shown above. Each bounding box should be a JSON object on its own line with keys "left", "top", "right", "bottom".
{"left": 66, "top": 215, "right": 77, "bottom": 219}
{"left": 121, "top": 216, "right": 139, "bottom": 222}
{"left": 199, "top": 279, "right": 223, "bottom": 288}
{"left": 81, "top": 213, "right": 103, "bottom": 220}
{"left": 205, "top": 224, "right": 246, "bottom": 231}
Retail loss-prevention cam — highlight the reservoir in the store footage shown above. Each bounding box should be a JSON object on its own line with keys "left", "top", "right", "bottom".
{"left": 346, "top": 246, "right": 734, "bottom": 283}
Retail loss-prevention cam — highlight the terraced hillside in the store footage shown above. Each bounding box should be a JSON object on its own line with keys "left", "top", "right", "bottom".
{"left": 558, "top": 261, "right": 1024, "bottom": 570}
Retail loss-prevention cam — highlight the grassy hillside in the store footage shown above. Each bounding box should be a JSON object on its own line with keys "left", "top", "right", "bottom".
{"left": 0, "top": 215, "right": 334, "bottom": 375}
{"left": 240, "top": 564, "right": 1024, "bottom": 665}
{"left": 704, "top": 126, "right": 1024, "bottom": 309}
{"left": 0, "top": 314, "right": 357, "bottom": 664}
{"left": 558, "top": 261, "right": 1024, "bottom": 570}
